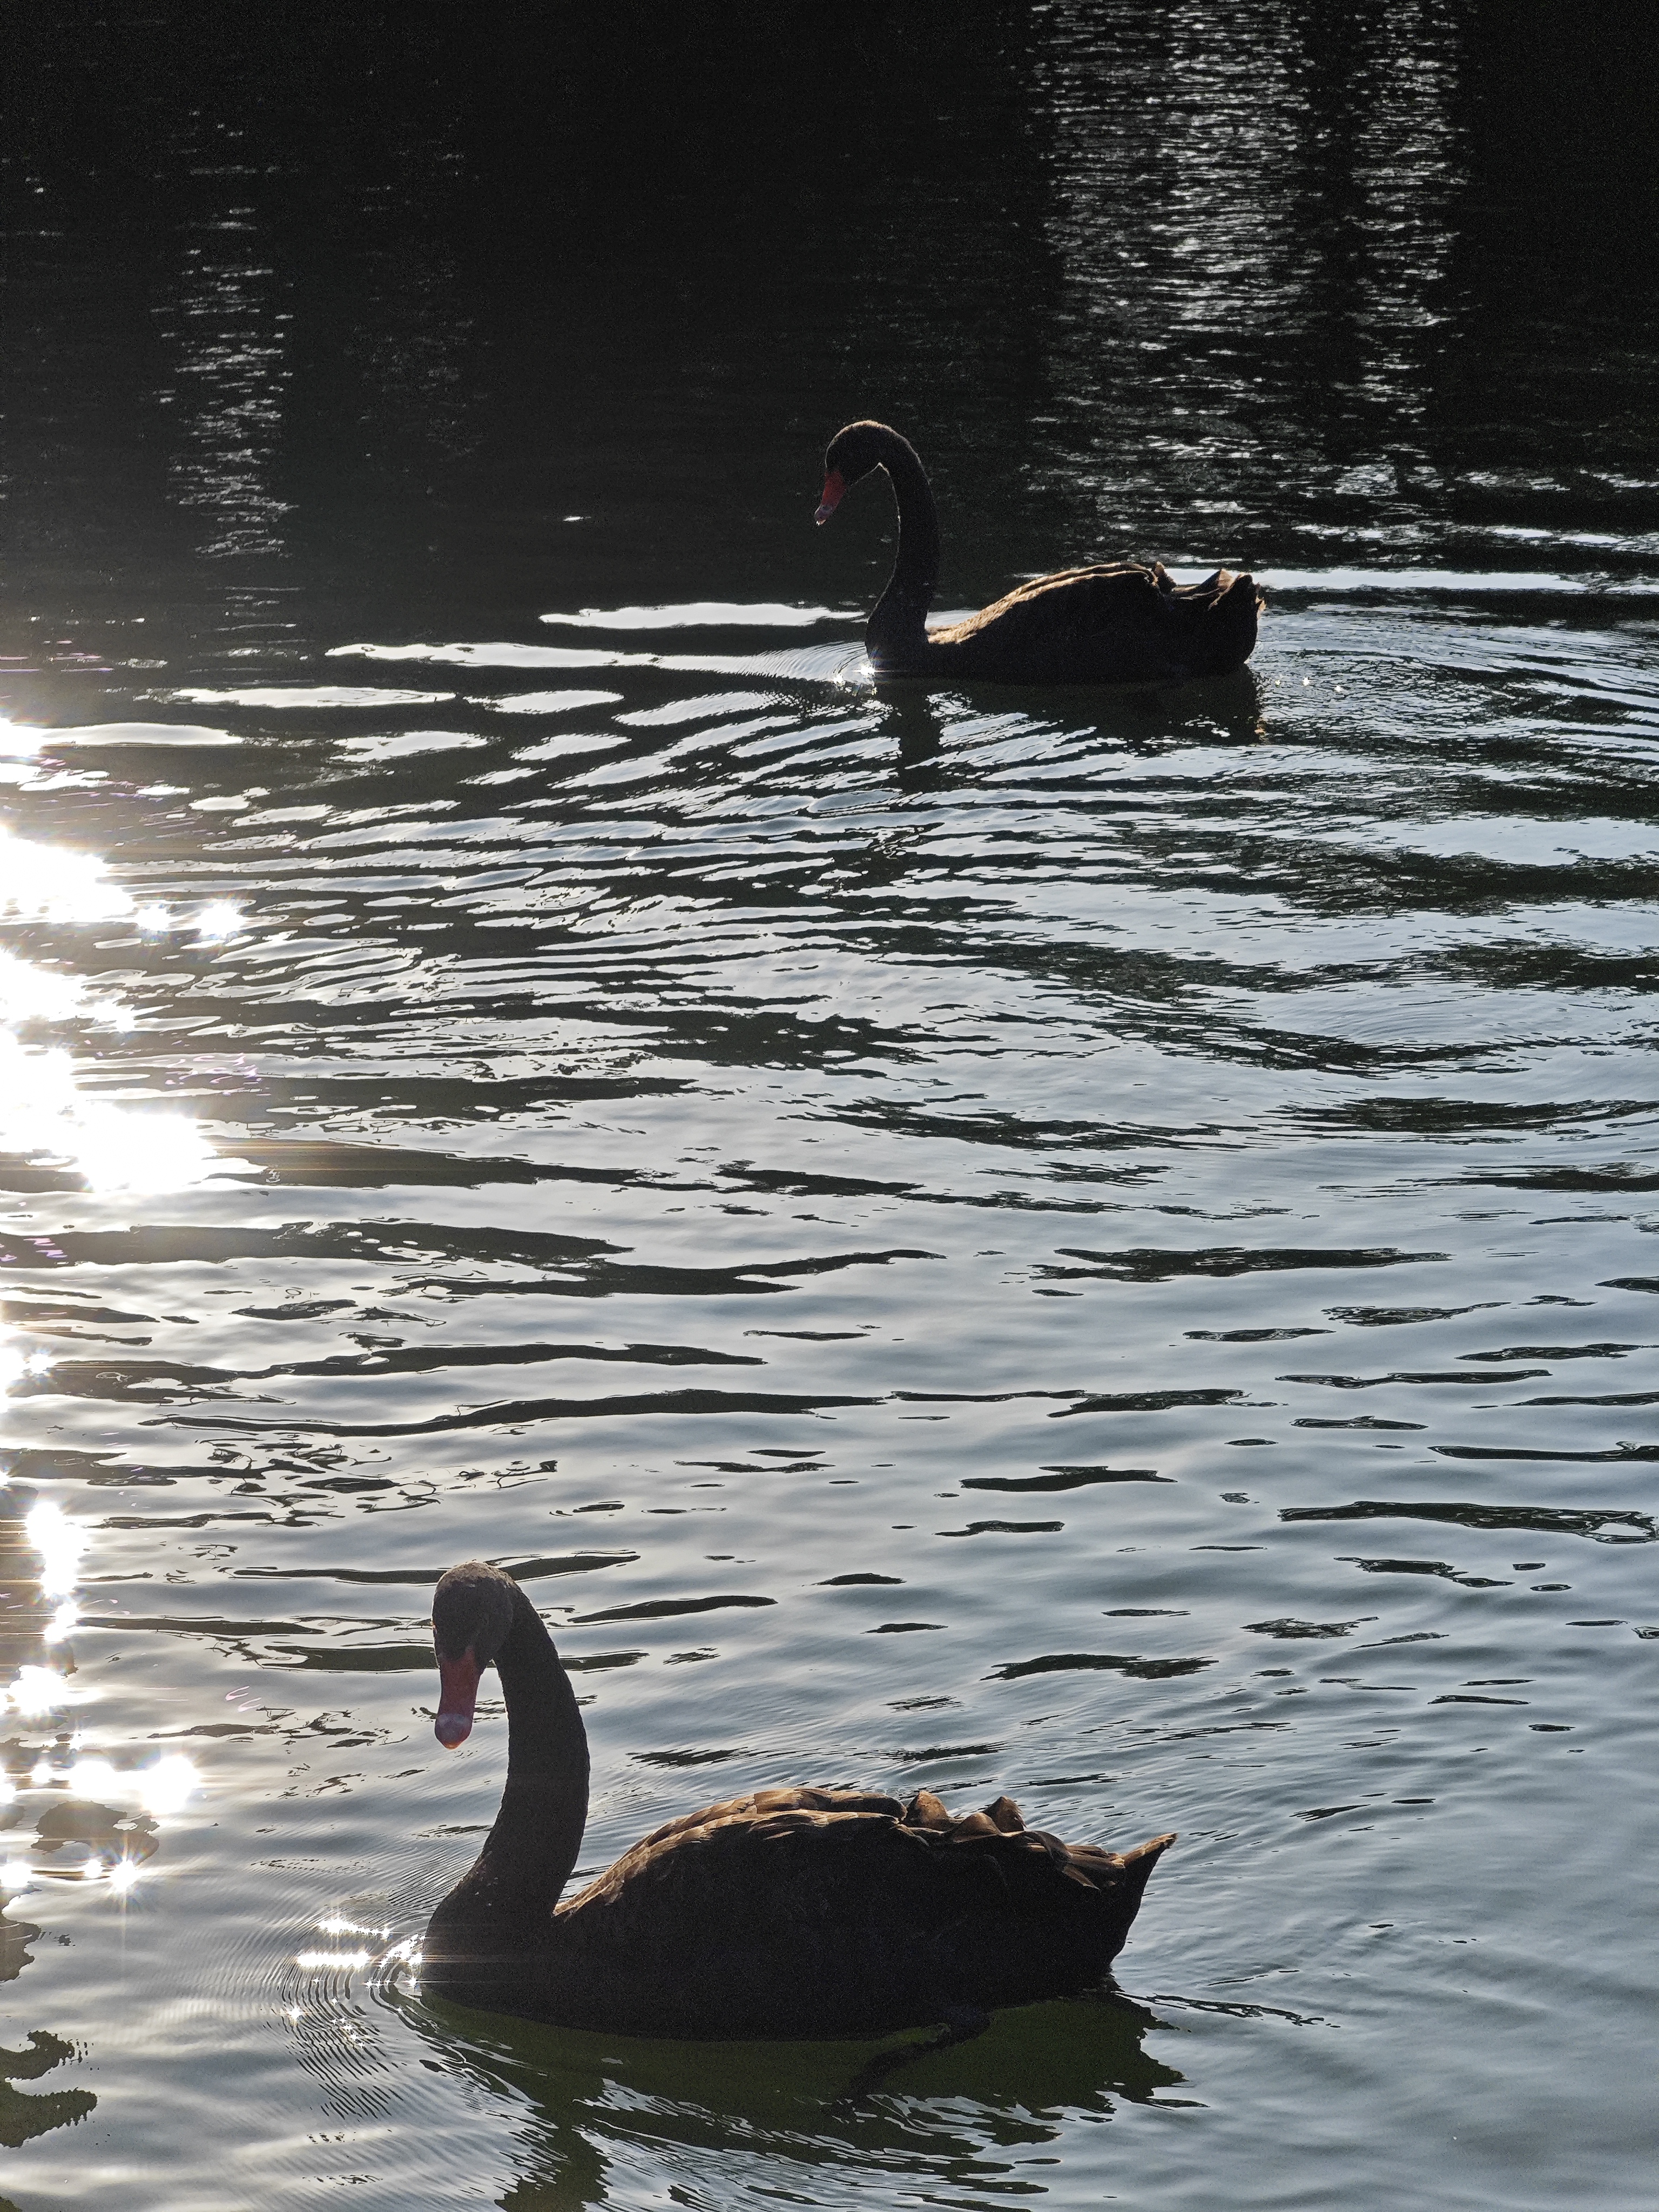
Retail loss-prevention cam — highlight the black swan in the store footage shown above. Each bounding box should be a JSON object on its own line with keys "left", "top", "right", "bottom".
{"left": 423, "top": 1560, "right": 1175, "bottom": 2040}
{"left": 815, "top": 420, "right": 1260, "bottom": 684}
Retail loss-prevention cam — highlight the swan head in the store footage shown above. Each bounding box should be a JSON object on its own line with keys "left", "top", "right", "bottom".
{"left": 431, "top": 1560, "right": 517, "bottom": 1749}
{"left": 817, "top": 421, "right": 912, "bottom": 524}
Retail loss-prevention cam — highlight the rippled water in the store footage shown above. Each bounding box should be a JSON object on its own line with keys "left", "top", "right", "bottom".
{"left": 3, "top": 8, "right": 1657, "bottom": 2209}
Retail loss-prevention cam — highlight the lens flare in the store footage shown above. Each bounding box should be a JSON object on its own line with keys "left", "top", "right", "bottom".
{"left": 106, "top": 1859, "right": 143, "bottom": 1895}
{"left": 195, "top": 902, "right": 243, "bottom": 941}
{"left": 1, "top": 1860, "right": 32, "bottom": 1893}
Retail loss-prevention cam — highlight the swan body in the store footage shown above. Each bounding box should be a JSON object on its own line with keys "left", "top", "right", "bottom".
{"left": 816, "top": 420, "right": 1259, "bottom": 684}
{"left": 424, "top": 1561, "right": 1175, "bottom": 2040}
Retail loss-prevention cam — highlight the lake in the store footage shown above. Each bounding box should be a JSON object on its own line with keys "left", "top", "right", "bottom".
{"left": 2, "top": 6, "right": 1656, "bottom": 2207}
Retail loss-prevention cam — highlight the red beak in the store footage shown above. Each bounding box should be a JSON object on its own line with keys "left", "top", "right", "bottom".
{"left": 814, "top": 469, "right": 846, "bottom": 527}
{"left": 435, "top": 1650, "right": 481, "bottom": 1747}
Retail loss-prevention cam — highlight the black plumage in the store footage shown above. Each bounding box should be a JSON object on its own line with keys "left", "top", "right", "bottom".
{"left": 815, "top": 421, "right": 1260, "bottom": 684}
{"left": 424, "top": 1561, "right": 1174, "bottom": 2039}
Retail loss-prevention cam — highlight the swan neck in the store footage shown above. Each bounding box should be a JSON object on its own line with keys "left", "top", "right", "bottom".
{"left": 867, "top": 440, "right": 939, "bottom": 669}
{"left": 480, "top": 1581, "right": 589, "bottom": 1905}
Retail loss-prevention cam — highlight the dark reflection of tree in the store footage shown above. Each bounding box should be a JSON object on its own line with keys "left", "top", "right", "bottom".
{"left": 2, "top": 3, "right": 1070, "bottom": 633}
{"left": 4, "top": 1, "right": 1655, "bottom": 636}
{"left": 1025, "top": 0, "right": 1470, "bottom": 568}
{"left": 413, "top": 1984, "right": 1183, "bottom": 2210}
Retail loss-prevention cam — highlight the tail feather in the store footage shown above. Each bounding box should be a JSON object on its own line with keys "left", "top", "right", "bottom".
{"left": 1117, "top": 1830, "right": 1177, "bottom": 1911}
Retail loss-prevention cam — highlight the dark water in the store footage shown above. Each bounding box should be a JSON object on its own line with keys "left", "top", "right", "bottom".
{"left": 2, "top": 7, "right": 1657, "bottom": 2207}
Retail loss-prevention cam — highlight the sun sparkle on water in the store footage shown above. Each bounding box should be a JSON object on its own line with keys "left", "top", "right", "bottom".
{"left": 0, "top": 1039, "right": 219, "bottom": 1193}
{"left": 67, "top": 1757, "right": 123, "bottom": 1800}
{"left": 194, "top": 900, "right": 243, "bottom": 941}
{"left": 26, "top": 1500, "right": 86, "bottom": 1597}
{"left": 139, "top": 1754, "right": 200, "bottom": 1818}
{"left": 0, "top": 1343, "right": 55, "bottom": 1397}
{"left": 5, "top": 1667, "right": 73, "bottom": 1719}
{"left": 0, "top": 823, "right": 138, "bottom": 926}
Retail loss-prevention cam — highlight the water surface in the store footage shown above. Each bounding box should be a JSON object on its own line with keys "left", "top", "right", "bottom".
{"left": 2, "top": 8, "right": 1657, "bottom": 2208}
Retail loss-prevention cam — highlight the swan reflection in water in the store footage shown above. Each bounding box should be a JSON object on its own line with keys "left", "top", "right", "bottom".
{"left": 355, "top": 1955, "right": 1184, "bottom": 2209}
{"left": 485, "top": 1994, "right": 1180, "bottom": 2209}
{"left": 879, "top": 664, "right": 1269, "bottom": 786}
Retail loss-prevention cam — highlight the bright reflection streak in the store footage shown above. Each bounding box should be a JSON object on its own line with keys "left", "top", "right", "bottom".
{"left": 0, "top": 948, "right": 124, "bottom": 1029}
{"left": 6, "top": 1667, "right": 72, "bottom": 1718}
{"left": 0, "top": 1345, "right": 55, "bottom": 1397}
{"left": 0, "top": 824, "right": 226, "bottom": 946}
{"left": 0, "top": 826, "right": 134, "bottom": 925}
{"left": 1, "top": 1860, "right": 31, "bottom": 1893}
{"left": 26, "top": 1500, "right": 86, "bottom": 1597}
{"left": 60, "top": 1751, "right": 200, "bottom": 1817}
{"left": 44, "top": 1601, "right": 79, "bottom": 1643}
{"left": 57, "top": 1087, "right": 217, "bottom": 1193}
{"left": 295, "top": 1949, "right": 372, "bottom": 1971}
{"left": 140, "top": 1754, "right": 200, "bottom": 1818}
{"left": 0, "top": 719, "right": 44, "bottom": 761}
{"left": 0, "top": 1037, "right": 218, "bottom": 1193}
{"left": 0, "top": 1777, "right": 13, "bottom": 1808}
{"left": 67, "top": 1757, "right": 123, "bottom": 1800}
{"left": 105, "top": 1860, "right": 143, "bottom": 1896}
{"left": 0, "top": 827, "right": 232, "bottom": 1195}
{"left": 195, "top": 901, "right": 242, "bottom": 941}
